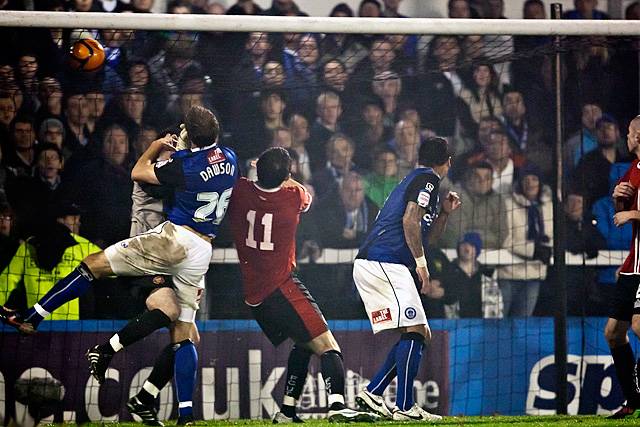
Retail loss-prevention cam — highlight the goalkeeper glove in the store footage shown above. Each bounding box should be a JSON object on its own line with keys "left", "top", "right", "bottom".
{"left": 176, "top": 123, "right": 189, "bottom": 150}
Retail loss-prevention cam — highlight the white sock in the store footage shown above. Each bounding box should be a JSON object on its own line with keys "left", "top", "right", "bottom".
{"left": 328, "top": 394, "right": 345, "bottom": 406}
{"left": 109, "top": 334, "right": 124, "bottom": 352}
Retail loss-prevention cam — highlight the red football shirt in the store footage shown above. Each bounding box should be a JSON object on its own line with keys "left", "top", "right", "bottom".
{"left": 228, "top": 178, "right": 312, "bottom": 305}
{"left": 619, "top": 159, "right": 640, "bottom": 275}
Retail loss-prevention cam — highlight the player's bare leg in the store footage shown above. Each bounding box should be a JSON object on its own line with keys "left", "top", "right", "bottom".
{"left": 605, "top": 318, "right": 640, "bottom": 418}
{"left": 0, "top": 251, "right": 114, "bottom": 334}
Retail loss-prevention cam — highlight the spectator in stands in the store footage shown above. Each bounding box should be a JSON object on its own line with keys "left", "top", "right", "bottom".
{"left": 363, "top": 148, "right": 399, "bottom": 208}
{"left": 84, "top": 88, "right": 106, "bottom": 136}
{"left": 347, "top": 38, "right": 397, "bottom": 102}
{"left": 563, "top": 191, "right": 606, "bottom": 315}
{"left": 440, "top": 232, "right": 502, "bottom": 319}
{"left": 312, "top": 171, "right": 377, "bottom": 248}
{"left": 321, "top": 59, "right": 349, "bottom": 98}
{"left": 264, "top": 0, "right": 306, "bottom": 16}
{"left": 0, "top": 145, "right": 8, "bottom": 206}
{"left": 448, "top": 0, "right": 477, "bottom": 18}
{"left": 39, "top": 118, "right": 65, "bottom": 150}
{"left": 271, "top": 127, "right": 293, "bottom": 149}
{"left": 420, "top": 246, "right": 452, "bottom": 319}
{"left": 226, "top": 0, "right": 263, "bottom": 15}
{"left": 283, "top": 33, "right": 321, "bottom": 115}
{"left": 500, "top": 88, "right": 549, "bottom": 178}
{"left": 414, "top": 36, "right": 461, "bottom": 138}
{"left": 36, "top": 77, "right": 62, "bottom": 123}
{"left": 389, "top": 119, "right": 420, "bottom": 178}
{"left": 592, "top": 163, "right": 633, "bottom": 287}
{"left": 513, "top": 0, "right": 549, "bottom": 92}
{"left": 0, "top": 93, "right": 16, "bottom": 144}
{"left": 382, "top": 0, "right": 405, "bottom": 17}
{"left": 131, "top": 0, "right": 153, "bottom": 12}
{"left": 458, "top": 61, "right": 503, "bottom": 128}
{"left": 571, "top": 113, "right": 630, "bottom": 209}
{"left": 62, "top": 92, "right": 90, "bottom": 155}
{"left": 16, "top": 53, "right": 40, "bottom": 113}
{"left": 31, "top": 143, "right": 65, "bottom": 203}
{"left": 350, "top": 96, "right": 392, "bottom": 170}
{"left": 312, "top": 133, "right": 356, "bottom": 199}
{"left": 5, "top": 114, "right": 37, "bottom": 177}
{"left": 234, "top": 89, "right": 287, "bottom": 162}
{"left": 564, "top": 102, "right": 602, "bottom": 169}
{"left": 262, "top": 61, "right": 286, "bottom": 90}
{"left": 322, "top": 6, "right": 368, "bottom": 75}
{"left": 103, "top": 87, "right": 146, "bottom": 141}
{"left": 126, "top": 60, "right": 166, "bottom": 120}
{"left": 372, "top": 70, "right": 405, "bottom": 128}
{"left": 206, "top": 2, "right": 225, "bottom": 14}
{"left": 288, "top": 113, "right": 312, "bottom": 182}
{"left": 484, "top": 130, "right": 515, "bottom": 195}
{"left": 358, "top": 0, "right": 382, "bottom": 17}
{"left": 498, "top": 164, "right": 553, "bottom": 317}
{"left": 563, "top": 0, "right": 609, "bottom": 19}
{"left": 627, "top": 1, "right": 640, "bottom": 19}
{"left": 73, "top": 123, "right": 132, "bottom": 247}
{"left": 450, "top": 116, "right": 503, "bottom": 183}
{"left": 308, "top": 91, "right": 343, "bottom": 172}
{"left": 439, "top": 161, "right": 507, "bottom": 249}
{"left": 0, "top": 205, "right": 17, "bottom": 272}
{"left": 565, "top": 37, "right": 615, "bottom": 132}
{"left": 523, "top": 0, "right": 546, "bottom": 18}
{"left": 133, "top": 125, "right": 158, "bottom": 159}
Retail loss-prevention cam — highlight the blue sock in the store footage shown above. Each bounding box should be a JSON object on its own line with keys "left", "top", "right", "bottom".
{"left": 174, "top": 339, "right": 198, "bottom": 418}
{"left": 24, "top": 263, "right": 94, "bottom": 327}
{"left": 367, "top": 342, "right": 398, "bottom": 395}
{"left": 395, "top": 333, "right": 424, "bottom": 411}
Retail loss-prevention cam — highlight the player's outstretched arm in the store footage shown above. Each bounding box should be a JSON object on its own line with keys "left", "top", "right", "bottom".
{"left": 402, "top": 201, "right": 430, "bottom": 291}
{"left": 132, "top": 135, "right": 176, "bottom": 185}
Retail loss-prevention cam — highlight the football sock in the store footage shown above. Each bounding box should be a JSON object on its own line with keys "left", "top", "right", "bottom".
{"left": 366, "top": 342, "right": 399, "bottom": 396}
{"left": 137, "top": 343, "right": 176, "bottom": 406}
{"left": 612, "top": 343, "right": 640, "bottom": 407}
{"left": 282, "top": 345, "right": 312, "bottom": 417}
{"left": 174, "top": 339, "right": 198, "bottom": 418}
{"left": 110, "top": 310, "right": 172, "bottom": 351}
{"left": 24, "top": 262, "right": 95, "bottom": 328}
{"left": 320, "top": 350, "right": 346, "bottom": 407}
{"left": 395, "top": 332, "right": 425, "bottom": 411}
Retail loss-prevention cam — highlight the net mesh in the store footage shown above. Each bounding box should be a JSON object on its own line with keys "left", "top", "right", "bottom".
{"left": 0, "top": 9, "right": 639, "bottom": 423}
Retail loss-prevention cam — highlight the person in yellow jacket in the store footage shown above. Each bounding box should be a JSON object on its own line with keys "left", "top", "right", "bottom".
{"left": 0, "top": 218, "right": 100, "bottom": 320}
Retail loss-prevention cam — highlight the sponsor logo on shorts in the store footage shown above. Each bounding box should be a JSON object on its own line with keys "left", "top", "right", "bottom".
{"left": 208, "top": 148, "right": 226, "bottom": 164}
{"left": 152, "top": 276, "right": 165, "bottom": 286}
{"left": 405, "top": 307, "right": 417, "bottom": 319}
{"left": 372, "top": 308, "right": 392, "bottom": 324}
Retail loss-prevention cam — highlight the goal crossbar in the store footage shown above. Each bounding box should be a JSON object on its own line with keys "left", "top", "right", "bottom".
{"left": 2, "top": 11, "right": 640, "bottom": 35}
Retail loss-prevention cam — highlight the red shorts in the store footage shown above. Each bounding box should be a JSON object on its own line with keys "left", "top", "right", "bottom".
{"left": 250, "top": 275, "right": 328, "bottom": 346}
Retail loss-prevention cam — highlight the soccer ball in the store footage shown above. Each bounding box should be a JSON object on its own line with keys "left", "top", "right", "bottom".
{"left": 69, "top": 38, "right": 105, "bottom": 72}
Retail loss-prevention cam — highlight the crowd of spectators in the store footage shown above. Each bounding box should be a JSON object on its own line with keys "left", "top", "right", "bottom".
{"left": 0, "top": 0, "right": 639, "bottom": 320}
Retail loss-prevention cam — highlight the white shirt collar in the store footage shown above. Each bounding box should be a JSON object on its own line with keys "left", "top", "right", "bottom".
{"left": 253, "top": 182, "right": 282, "bottom": 193}
{"left": 191, "top": 143, "right": 217, "bottom": 152}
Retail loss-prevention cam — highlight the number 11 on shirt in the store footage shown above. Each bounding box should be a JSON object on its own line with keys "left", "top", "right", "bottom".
{"left": 245, "top": 210, "right": 274, "bottom": 251}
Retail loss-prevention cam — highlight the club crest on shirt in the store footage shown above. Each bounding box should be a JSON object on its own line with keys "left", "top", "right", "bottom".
{"left": 425, "top": 182, "right": 435, "bottom": 192}
{"left": 405, "top": 307, "right": 417, "bottom": 319}
{"left": 208, "top": 148, "right": 226, "bottom": 165}
{"left": 372, "top": 308, "right": 392, "bottom": 324}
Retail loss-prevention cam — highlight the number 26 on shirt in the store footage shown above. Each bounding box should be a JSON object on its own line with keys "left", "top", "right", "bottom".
{"left": 245, "top": 210, "right": 274, "bottom": 251}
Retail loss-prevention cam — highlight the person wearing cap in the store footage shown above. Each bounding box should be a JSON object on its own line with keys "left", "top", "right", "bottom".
{"left": 498, "top": 163, "right": 553, "bottom": 317}
{"left": 440, "top": 232, "right": 501, "bottom": 318}
{"left": 571, "top": 112, "right": 631, "bottom": 210}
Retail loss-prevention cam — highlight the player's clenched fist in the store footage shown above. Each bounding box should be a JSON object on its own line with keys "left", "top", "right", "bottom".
{"left": 613, "top": 182, "right": 635, "bottom": 199}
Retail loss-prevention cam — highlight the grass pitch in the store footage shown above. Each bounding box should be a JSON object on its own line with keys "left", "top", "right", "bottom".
{"left": 77, "top": 416, "right": 640, "bottom": 427}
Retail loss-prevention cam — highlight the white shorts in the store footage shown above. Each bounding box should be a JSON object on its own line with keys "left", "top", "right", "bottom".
{"left": 105, "top": 221, "right": 212, "bottom": 322}
{"left": 353, "top": 259, "right": 428, "bottom": 334}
